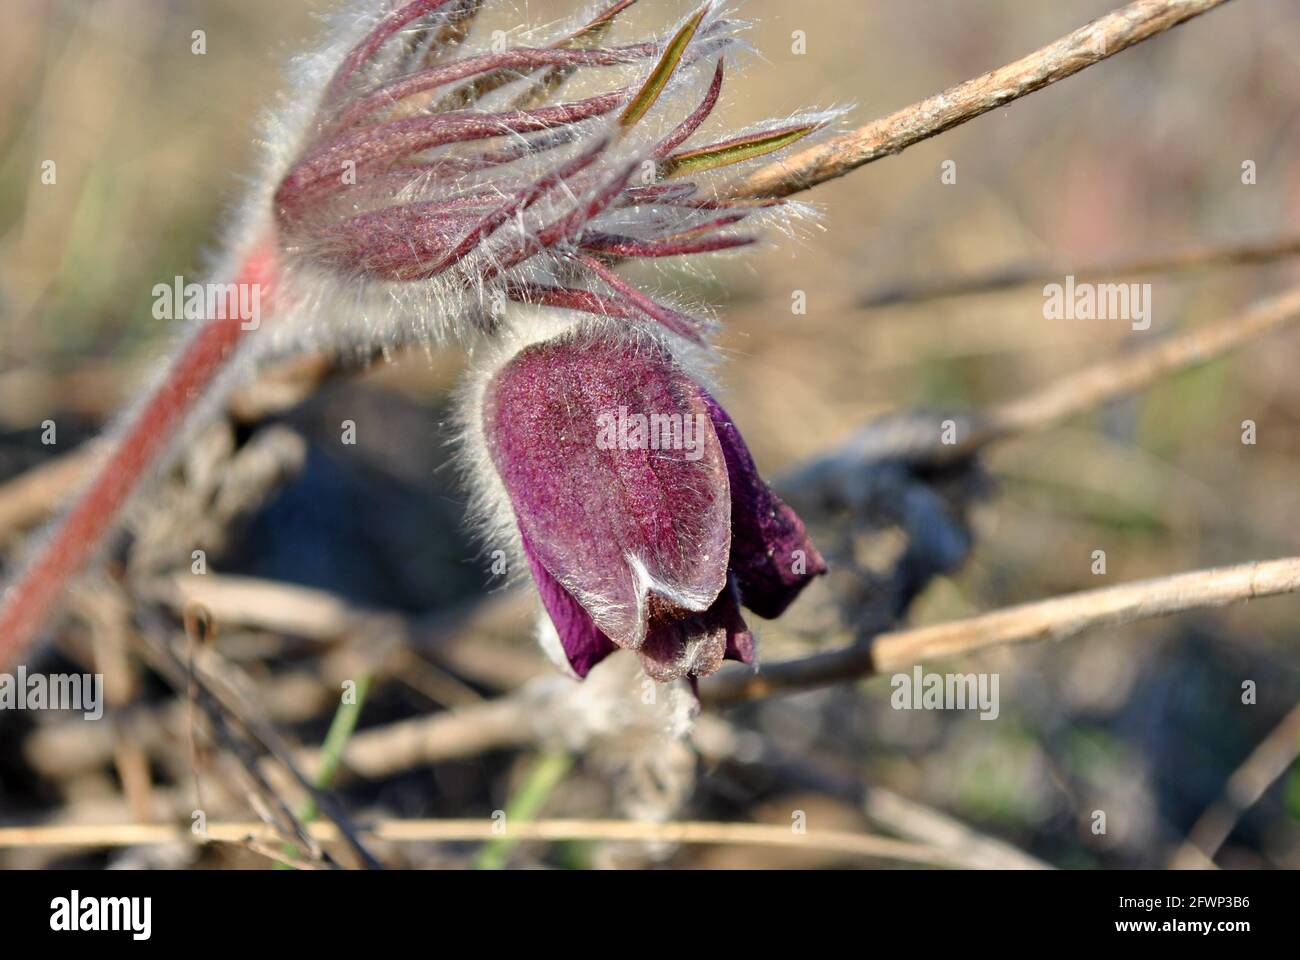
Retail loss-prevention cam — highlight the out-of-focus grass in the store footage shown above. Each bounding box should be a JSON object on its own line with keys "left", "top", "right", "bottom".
{"left": 474, "top": 752, "right": 573, "bottom": 870}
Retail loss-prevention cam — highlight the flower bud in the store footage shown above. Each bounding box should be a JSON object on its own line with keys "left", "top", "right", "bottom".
{"left": 475, "top": 325, "right": 825, "bottom": 682}
{"left": 269, "top": 0, "right": 839, "bottom": 347}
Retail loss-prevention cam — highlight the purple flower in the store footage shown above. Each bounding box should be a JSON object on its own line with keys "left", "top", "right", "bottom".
{"left": 479, "top": 328, "right": 826, "bottom": 682}
{"left": 263, "top": 1, "right": 840, "bottom": 686}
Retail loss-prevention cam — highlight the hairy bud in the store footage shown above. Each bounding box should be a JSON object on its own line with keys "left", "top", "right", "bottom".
{"left": 267, "top": 0, "right": 840, "bottom": 351}
{"left": 466, "top": 323, "right": 826, "bottom": 683}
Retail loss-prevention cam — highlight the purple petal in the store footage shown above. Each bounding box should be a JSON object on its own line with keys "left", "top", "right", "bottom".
{"left": 521, "top": 533, "right": 617, "bottom": 679}
{"left": 484, "top": 331, "right": 732, "bottom": 651}
{"left": 637, "top": 579, "right": 752, "bottom": 681}
{"left": 720, "top": 581, "right": 756, "bottom": 665}
{"left": 638, "top": 616, "right": 726, "bottom": 683}
{"left": 702, "top": 393, "right": 827, "bottom": 618}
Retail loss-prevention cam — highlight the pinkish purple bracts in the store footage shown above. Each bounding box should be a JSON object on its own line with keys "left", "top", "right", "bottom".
{"left": 270, "top": 0, "right": 837, "bottom": 348}
{"left": 481, "top": 329, "right": 825, "bottom": 682}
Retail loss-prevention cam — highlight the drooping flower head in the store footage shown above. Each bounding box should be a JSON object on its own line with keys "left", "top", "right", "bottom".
{"left": 465, "top": 320, "right": 826, "bottom": 683}
{"left": 265, "top": 0, "right": 839, "bottom": 352}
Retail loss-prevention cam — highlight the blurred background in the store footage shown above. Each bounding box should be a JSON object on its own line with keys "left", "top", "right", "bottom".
{"left": 1, "top": 0, "right": 1299, "bottom": 869}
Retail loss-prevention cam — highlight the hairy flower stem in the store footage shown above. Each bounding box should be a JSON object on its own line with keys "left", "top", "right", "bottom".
{"left": 0, "top": 244, "right": 278, "bottom": 667}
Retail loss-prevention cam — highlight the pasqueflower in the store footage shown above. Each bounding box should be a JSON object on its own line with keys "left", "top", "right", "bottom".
{"left": 0, "top": 0, "right": 840, "bottom": 673}
{"left": 471, "top": 326, "right": 825, "bottom": 682}
{"left": 267, "top": 0, "right": 835, "bottom": 682}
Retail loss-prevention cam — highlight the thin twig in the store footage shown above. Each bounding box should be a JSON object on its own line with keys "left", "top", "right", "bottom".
{"left": 0, "top": 444, "right": 99, "bottom": 545}
{"left": 135, "top": 614, "right": 382, "bottom": 869}
{"left": 737, "top": 0, "right": 1234, "bottom": 199}
{"left": 1171, "top": 699, "right": 1300, "bottom": 868}
{"left": 0, "top": 819, "right": 965, "bottom": 867}
{"left": 301, "top": 696, "right": 535, "bottom": 781}
{"left": 299, "top": 556, "right": 1300, "bottom": 763}
{"left": 237, "top": 836, "right": 334, "bottom": 871}
{"left": 691, "top": 715, "right": 1051, "bottom": 869}
{"left": 0, "top": 350, "right": 357, "bottom": 546}
{"left": 183, "top": 605, "right": 216, "bottom": 827}
{"left": 703, "top": 556, "right": 1300, "bottom": 704}
{"left": 955, "top": 285, "right": 1300, "bottom": 460}
{"left": 861, "top": 786, "right": 1051, "bottom": 871}
{"left": 860, "top": 234, "right": 1300, "bottom": 308}
{"left": 149, "top": 572, "right": 543, "bottom": 690}
{"left": 161, "top": 636, "right": 324, "bottom": 861}
{"left": 786, "top": 284, "right": 1300, "bottom": 484}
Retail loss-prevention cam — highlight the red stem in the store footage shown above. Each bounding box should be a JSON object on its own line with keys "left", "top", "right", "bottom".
{"left": 0, "top": 243, "right": 278, "bottom": 667}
